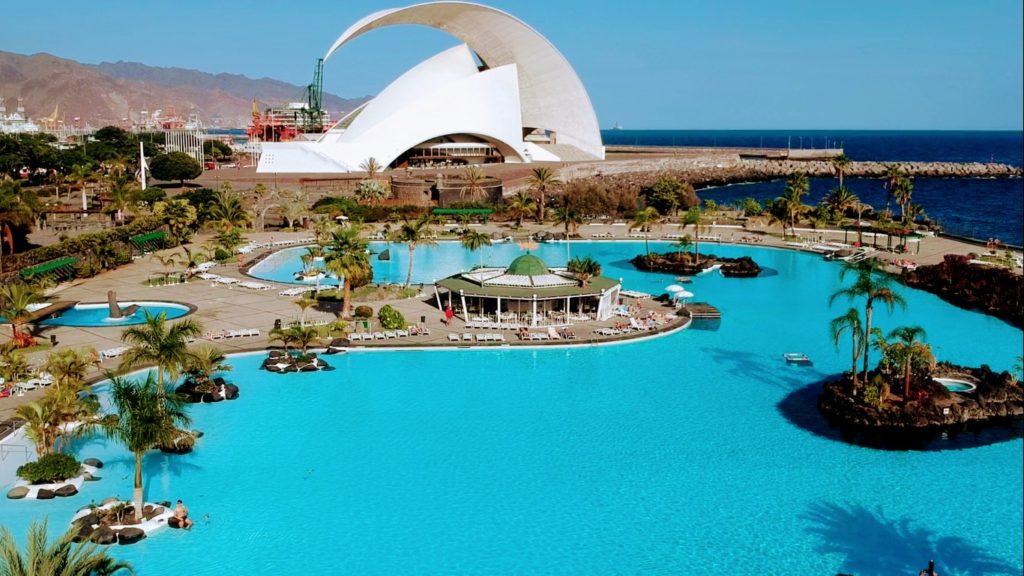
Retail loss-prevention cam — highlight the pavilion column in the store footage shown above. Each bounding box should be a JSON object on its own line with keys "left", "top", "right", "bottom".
{"left": 531, "top": 294, "right": 537, "bottom": 327}
{"left": 496, "top": 297, "right": 502, "bottom": 322}
{"left": 459, "top": 290, "right": 468, "bottom": 321}
{"left": 434, "top": 286, "right": 443, "bottom": 311}
{"left": 566, "top": 296, "right": 571, "bottom": 324}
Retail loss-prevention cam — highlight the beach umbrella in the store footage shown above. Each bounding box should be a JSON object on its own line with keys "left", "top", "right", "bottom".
{"left": 674, "top": 289, "right": 695, "bottom": 305}
{"left": 665, "top": 284, "right": 685, "bottom": 293}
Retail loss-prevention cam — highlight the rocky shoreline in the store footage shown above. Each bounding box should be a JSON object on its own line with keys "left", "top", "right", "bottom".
{"left": 630, "top": 252, "right": 762, "bottom": 277}
{"left": 818, "top": 363, "right": 1023, "bottom": 449}
{"left": 563, "top": 157, "right": 1021, "bottom": 192}
{"left": 901, "top": 255, "right": 1023, "bottom": 328}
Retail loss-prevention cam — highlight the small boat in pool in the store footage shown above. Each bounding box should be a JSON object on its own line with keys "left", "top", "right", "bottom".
{"left": 783, "top": 353, "right": 812, "bottom": 365}
{"left": 675, "top": 276, "right": 693, "bottom": 283}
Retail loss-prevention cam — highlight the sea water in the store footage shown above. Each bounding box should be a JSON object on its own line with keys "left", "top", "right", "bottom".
{"left": 2, "top": 243, "right": 1021, "bottom": 575}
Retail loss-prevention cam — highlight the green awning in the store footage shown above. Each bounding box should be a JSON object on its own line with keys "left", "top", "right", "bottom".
{"left": 21, "top": 257, "right": 79, "bottom": 278}
{"left": 432, "top": 208, "right": 494, "bottom": 216}
{"left": 130, "top": 230, "right": 167, "bottom": 245}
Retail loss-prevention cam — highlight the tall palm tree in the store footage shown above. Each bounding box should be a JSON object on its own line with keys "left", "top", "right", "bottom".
{"left": 461, "top": 230, "right": 492, "bottom": 268}
{"left": 830, "top": 308, "right": 865, "bottom": 389}
{"left": 1, "top": 282, "right": 43, "bottom": 341}
{"left": 821, "top": 187, "right": 859, "bottom": 224}
{"left": 683, "top": 206, "right": 702, "bottom": 260}
{"left": 881, "top": 163, "right": 903, "bottom": 220}
{"left": 0, "top": 519, "right": 133, "bottom": 575}
{"left": 528, "top": 166, "right": 561, "bottom": 221}
{"left": 506, "top": 191, "right": 537, "bottom": 228}
{"left": 182, "top": 344, "right": 231, "bottom": 392}
{"left": 300, "top": 249, "right": 324, "bottom": 293}
{"left": 287, "top": 325, "right": 321, "bottom": 355}
{"left": 119, "top": 310, "right": 204, "bottom": 398}
{"left": 102, "top": 372, "right": 190, "bottom": 522}
{"left": 829, "top": 260, "right": 907, "bottom": 382}
{"left": 776, "top": 173, "right": 810, "bottom": 239}
{"left": 892, "top": 176, "right": 914, "bottom": 224}
{"left": 15, "top": 401, "right": 58, "bottom": 457}
{"left": 630, "top": 206, "right": 661, "bottom": 256}
{"left": 551, "top": 204, "right": 583, "bottom": 237}
{"left": 106, "top": 170, "right": 138, "bottom": 223}
{"left": 70, "top": 163, "right": 95, "bottom": 205}
{"left": 294, "top": 297, "right": 316, "bottom": 327}
{"left": 459, "top": 166, "right": 487, "bottom": 202}
{"left": 881, "top": 325, "right": 931, "bottom": 399}
{"left": 150, "top": 252, "right": 179, "bottom": 283}
{"left": 390, "top": 215, "right": 436, "bottom": 287}
{"left": 323, "top": 226, "right": 370, "bottom": 317}
{"left": 268, "top": 326, "right": 296, "bottom": 354}
{"left": 830, "top": 153, "right": 852, "bottom": 188}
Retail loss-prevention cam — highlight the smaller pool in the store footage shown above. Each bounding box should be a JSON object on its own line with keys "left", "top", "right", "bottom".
{"left": 38, "top": 302, "right": 191, "bottom": 327}
{"left": 933, "top": 377, "right": 978, "bottom": 393}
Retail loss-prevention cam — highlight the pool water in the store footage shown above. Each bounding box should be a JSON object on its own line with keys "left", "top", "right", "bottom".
{"left": 934, "top": 378, "right": 978, "bottom": 393}
{"left": 4, "top": 243, "right": 1022, "bottom": 575}
{"left": 38, "top": 302, "right": 190, "bottom": 327}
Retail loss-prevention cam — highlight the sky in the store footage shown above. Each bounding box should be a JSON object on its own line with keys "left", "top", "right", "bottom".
{"left": 3, "top": 0, "right": 1022, "bottom": 130}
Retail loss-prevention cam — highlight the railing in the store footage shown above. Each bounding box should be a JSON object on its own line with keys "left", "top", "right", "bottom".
{"left": 0, "top": 444, "right": 30, "bottom": 464}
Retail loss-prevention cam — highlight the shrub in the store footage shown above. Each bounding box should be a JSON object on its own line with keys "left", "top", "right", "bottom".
{"left": 353, "top": 305, "right": 373, "bottom": 318}
{"left": 378, "top": 304, "right": 406, "bottom": 330}
{"left": 17, "top": 453, "right": 82, "bottom": 484}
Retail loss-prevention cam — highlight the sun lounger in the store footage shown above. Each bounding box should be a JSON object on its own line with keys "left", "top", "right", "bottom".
{"left": 462, "top": 333, "right": 473, "bottom": 341}
{"left": 373, "top": 332, "right": 385, "bottom": 340}
{"left": 384, "top": 331, "right": 396, "bottom": 339}
{"left": 447, "top": 333, "right": 459, "bottom": 342}
{"left": 396, "top": 330, "right": 409, "bottom": 337}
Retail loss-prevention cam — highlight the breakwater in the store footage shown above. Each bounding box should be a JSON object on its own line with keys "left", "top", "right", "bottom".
{"left": 564, "top": 157, "right": 1021, "bottom": 189}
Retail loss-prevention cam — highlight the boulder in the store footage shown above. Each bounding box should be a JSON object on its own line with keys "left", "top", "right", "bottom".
{"left": 90, "top": 525, "right": 117, "bottom": 545}
{"left": 144, "top": 506, "right": 165, "bottom": 520}
{"left": 168, "top": 516, "right": 186, "bottom": 529}
{"left": 74, "top": 512, "right": 99, "bottom": 527}
{"left": 101, "top": 496, "right": 120, "bottom": 506}
{"left": 83, "top": 458, "right": 103, "bottom": 468}
{"left": 84, "top": 472, "right": 101, "bottom": 482}
{"left": 223, "top": 384, "right": 240, "bottom": 400}
{"left": 55, "top": 484, "right": 78, "bottom": 497}
{"left": 157, "top": 500, "right": 172, "bottom": 508}
{"left": 6, "top": 486, "right": 29, "bottom": 499}
{"left": 117, "top": 527, "right": 146, "bottom": 545}
{"left": 36, "top": 489, "right": 55, "bottom": 500}
{"left": 72, "top": 524, "right": 94, "bottom": 543}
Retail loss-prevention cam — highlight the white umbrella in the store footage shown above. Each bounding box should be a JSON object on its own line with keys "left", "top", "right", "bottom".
{"left": 674, "top": 289, "right": 695, "bottom": 305}
{"left": 665, "top": 284, "right": 685, "bottom": 293}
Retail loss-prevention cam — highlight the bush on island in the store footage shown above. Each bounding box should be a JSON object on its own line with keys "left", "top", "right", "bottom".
{"left": 378, "top": 305, "right": 406, "bottom": 330}
{"left": 353, "top": 305, "right": 374, "bottom": 319}
{"left": 17, "top": 453, "right": 82, "bottom": 484}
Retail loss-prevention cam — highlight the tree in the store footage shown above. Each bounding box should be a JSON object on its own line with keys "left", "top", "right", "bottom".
{"left": 1, "top": 281, "right": 43, "bottom": 342}
{"left": 528, "top": 166, "right": 561, "bottom": 221}
{"left": 506, "top": 191, "right": 537, "bottom": 228}
{"left": 0, "top": 180, "right": 42, "bottom": 253}
{"left": 149, "top": 152, "right": 202, "bottom": 187}
{"left": 882, "top": 163, "right": 903, "bottom": 220}
{"left": 461, "top": 230, "right": 492, "bottom": 268}
{"left": 183, "top": 344, "right": 231, "bottom": 393}
{"left": 15, "top": 401, "right": 58, "bottom": 457}
{"left": 830, "top": 308, "right": 865, "bottom": 390}
{"left": 324, "top": 227, "right": 371, "bottom": 317}
{"left": 830, "top": 153, "right": 852, "bottom": 188}
{"left": 829, "top": 260, "right": 907, "bottom": 382}
{"left": 287, "top": 325, "right": 321, "bottom": 355}
{"left": 630, "top": 206, "right": 661, "bottom": 256}
{"left": 208, "top": 185, "right": 250, "bottom": 231}
{"left": 774, "top": 173, "right": 810, "bottom": 239}
{"left": 154, "top": 199, "right": 197, "bottom": 254}
{"left": 567, "top": 256, "right": 601, "bottom": 287}
{"left": 390, "top": 215, "right": 436, "bottom": 287}
{"left": 820, "top": 186, "right": 859, "bottom": 223}
{"left": 877, "top": 325, "right": 932, "bottom": 399}
{"left": 360, "top": 157, "right": 382, "bottom": 180}
{"left": 459, "top": 166, "right": 488, "bottom": 202}
{"left": 354, "top": 180, "right": 389, "bottom": 206}
{"left": 203, "top": 140, "right": 233, "bottom": 162}
{"left": 43, "top": 347, "right": 96, "bottom": 389}
{"left": 645, "top": 175, "right": 696, "bottom": 216}
{"left": 102, "top": 372, "right": 190, "bottom": 522}
{"left": 551, "top": 201, "right": 583, "bottom": 237}
{"left": 105, "top": 168, "right": 138, "bottom": 223}
{"left": 119, "top": 310, "right": 204, "bottom": 399}
{"left": 892, "top": 176, "right": 914, "bottom": 224}
{"left": 294, "top": 297, "right": 316, "bottom": 327}
{"left": 150, "top": 252, "right": 179, "bottom": 283}
{"left": 683, "top": 206, "right": 702, "bottom": 260}
{"left": 280, "top": 191, "right": 309, "bottom": 229}
{"left": 0, "top": 519, "right": 132, "bottom": 575}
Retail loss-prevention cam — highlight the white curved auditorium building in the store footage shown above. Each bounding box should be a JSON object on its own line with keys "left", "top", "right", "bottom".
{"left": 257, "top": 1, "right": 604, "bottom": 174}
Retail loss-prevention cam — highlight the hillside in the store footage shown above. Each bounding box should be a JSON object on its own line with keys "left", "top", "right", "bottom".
{"left": 0, "top": 50, "right": 369, "bottom": 128}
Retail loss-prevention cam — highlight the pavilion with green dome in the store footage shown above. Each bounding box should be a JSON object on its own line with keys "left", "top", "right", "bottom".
{"left": 433, "top": 254, "right": 622, "bottom": 327}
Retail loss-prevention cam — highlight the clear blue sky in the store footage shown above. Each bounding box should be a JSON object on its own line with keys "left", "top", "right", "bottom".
{"left": 3, "top": 0, "right": 1022, "bottom": 130}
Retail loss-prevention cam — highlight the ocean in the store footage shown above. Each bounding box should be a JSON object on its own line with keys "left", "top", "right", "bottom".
{"left": 599, "top": 130, "right": 1024, "bottom": 246}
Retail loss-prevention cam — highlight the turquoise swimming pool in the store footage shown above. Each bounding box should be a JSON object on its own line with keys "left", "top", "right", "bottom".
{"left": 3, "top": 243, "right": 1021, "bottom": 574}
{"left": 37, "top": 302, "right": 191, "bottom": 327}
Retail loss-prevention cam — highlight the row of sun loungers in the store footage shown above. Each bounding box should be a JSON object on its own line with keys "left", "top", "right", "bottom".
{"left": 446, "top": 333, "right": 507, "bottom": 342}
{"left": 619, "top": 290, "right": 652, "bottom": 299}
{"left": 206, "top": 328, "right": 261, "bottom": 340}
{"left": 237, "top": 237, "right": 315, "bottom": 254}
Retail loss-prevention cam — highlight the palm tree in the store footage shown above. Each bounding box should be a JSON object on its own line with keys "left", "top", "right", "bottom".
{"left": 567, "top": 256, "right": 601, "bottom": 287}
{"left": 461, "top": 230, "right": 492, "bottom": 268}
{"left": 268, "top": 326, "right": 296, "bottom": 354}
{"left": 208, "top": 187, "right": 250, "bottom": 231}
{"left": 776, "top": 173, "right": 810, "bottom": 239}
{"left": 70, "top": 163, "right": 94, "bottom": 205}
{"left": 119, "top": 310, "right": 204, "bottom": 398}
{"left": 881, "top": 325, "right": 931, "bottom": 399}
{"left": 182, "top": 344, "right": 231, "bottom": 393}
{"left": 360, "top": 157, "right": 382, "bottom": 180}
{"left": 300, "top": 252, "right": 323, "bottom": 293}
{"left": 0, "top": 519, "right": 132, "bottom": 575}
{"left": 551, "top": 204, "right": 583, "bottom": 237}
{"left": 287, "top": 325, "right": 321, "bottom": 355}
{"left": 829, "top": 260, "right": 907, "bottom": 382}
{"left": 528, "top": 166, "right": 561, "bottom": 221}
{"left": 1, "top": 281, "right": 43, "bottom": 341}
{"left": 102, "top": 372, "right": 190, "bottom": 522}
{"left": 294, "top": 297, "right": 316, "bottom": 327}
{"left": 506, "top": 191, "right": 537, "bottom": 228}
{"left": 683, "top": 206, "right": 702, "bottom": 261}
{"left": 881, "top": 163, "right": 903, "bottom": 220}
{"left": 154, "top": 199, "right": 197, "bottom": 259}
{"left": 630, "top": 206, "right": 661, "bottom": 256}
{"left": 323, "top": 227, "right": 370, "bottom": 317}
{"left": 830, "top": 308, "right": 865, "bottom": 389}
{"left": 390, "top": 215, "right": 436, "bottom": 287}
{"left": 459, "top": 166, "right": 487, "bottom": 202}
{"left": 892, "top": 176, "right": 914, "bottom": 224}
{"left": 821, "top": 187, "right": 859, "bottom": 224}
{"left": 150, "top": 252, "right": 179, "bottom": 284}
{"left": 830, "top": 153, "right": 852, "bottom": 188}
{"left": 106, "top": 170, "right": 138, "bottom": 223}
{"left": 43, "top": 348, "right": 96, "bottom": 389}
{"left": 15, "top": 401, "right": 58, "bottom": 457}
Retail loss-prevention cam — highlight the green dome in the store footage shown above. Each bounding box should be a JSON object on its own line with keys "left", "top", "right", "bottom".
{"left": 505, "top": 254, "right": 549, "bottom": 276}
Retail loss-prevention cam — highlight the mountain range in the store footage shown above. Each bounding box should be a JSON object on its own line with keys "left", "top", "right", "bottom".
{"left": 0, "top": 50, "right": 370, "bottom": 128}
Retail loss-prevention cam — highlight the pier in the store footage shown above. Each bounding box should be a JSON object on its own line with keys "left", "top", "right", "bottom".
{"left": 606, "top": 145, "right": 844, "bottom": 160}
{"left": 684, "top": 302, "right": 721, "bottom": 319}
